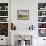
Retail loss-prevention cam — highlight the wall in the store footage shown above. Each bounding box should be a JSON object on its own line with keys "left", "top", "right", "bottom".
{"left": 11, "top": 0, "right": 38, "bottom": 45}
{"left": 11, "top": 0, "right": 38, "bottom": 30}
{"left": 10, "top": 0, "right": 46, "bottom": 46}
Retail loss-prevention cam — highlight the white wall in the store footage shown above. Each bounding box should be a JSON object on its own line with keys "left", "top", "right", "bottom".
{"left": 11, "top": 0, "right": 38, "bottom": 45}
{"left": 11, "top": 0, "right": 38, "bottom": 30}
{"left": 10, "top": 0, "right": 46, "bottom": 46}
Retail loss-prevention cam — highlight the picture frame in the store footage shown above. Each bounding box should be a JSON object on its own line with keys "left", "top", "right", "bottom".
{"left": 17, "top": 10, "right": 29, "bottom": 20}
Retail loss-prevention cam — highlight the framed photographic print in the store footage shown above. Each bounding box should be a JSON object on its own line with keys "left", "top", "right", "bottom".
{"left": 17, "top": 10, "right": 29, "bottom": 20}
